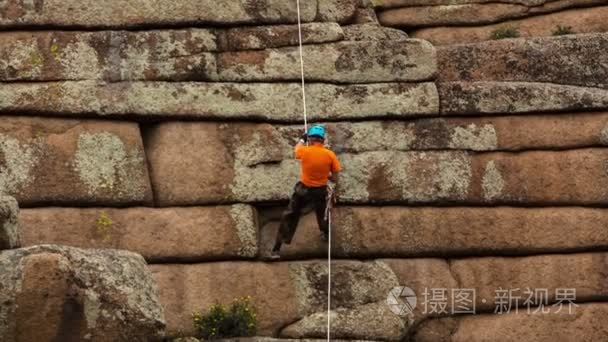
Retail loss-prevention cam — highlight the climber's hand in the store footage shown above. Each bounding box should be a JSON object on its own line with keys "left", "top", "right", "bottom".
{"left": 299, "top": 133, "right": 308, "bottom": 144}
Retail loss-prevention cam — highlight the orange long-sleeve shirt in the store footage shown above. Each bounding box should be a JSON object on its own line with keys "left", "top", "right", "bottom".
{"left": 295, "top": 143, "right": 342, "bottom": 187}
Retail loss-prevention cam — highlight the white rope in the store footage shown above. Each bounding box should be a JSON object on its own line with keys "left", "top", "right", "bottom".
{"left": 295, "top": 0, "right": 308, "bottom": 133}
{"left": 296, "top": 1, "right": 329, "bottom": 340}
{"left": 327, "top": 205, "right": 332, "bottom": 341}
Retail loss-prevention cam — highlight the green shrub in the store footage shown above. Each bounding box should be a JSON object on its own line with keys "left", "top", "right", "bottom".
{"left": 193, "top": 297, "right": 257, "bottom": 339}
{"left": 553, "top": 25, "right": 575, "bottom": 35}
{"left": 490, "top": 26, "right": 521, "bottom": 40}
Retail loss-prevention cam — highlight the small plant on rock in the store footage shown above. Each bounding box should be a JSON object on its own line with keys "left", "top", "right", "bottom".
{"left": 96, "top": 212, "right": 113, "bottom": 241}
{"left": 490, "top": 26, "right": 521, "bottom": 40}
{"left": 193, "top": 296, "right": 257, "bottom": 340}
{"left": 553, "top": 25, "right": 575, "bottom": 36}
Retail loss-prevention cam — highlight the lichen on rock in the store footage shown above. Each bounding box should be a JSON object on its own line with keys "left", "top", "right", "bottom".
{"left": 0, "top": 134, "right": 41, "bottom": 196}
{"left": 482, "top": 160, "right": 505, "bottom": 201}
{"left": 0, "top": 245, "right": 165, "bottom": 341}
{"left": 230, "top": 204, "right": 259, "bottom": 258}
{"left": 73, "top": 132, "right": 147, "bottom": 199}
{"left": 0, "top": 196, "right": 19, "bottom": 250}
{"left": 449, "top": 123, "right": 498, "bottom": 151}
{"left": 231, "top": 159, "right": 300, "bottom": 202}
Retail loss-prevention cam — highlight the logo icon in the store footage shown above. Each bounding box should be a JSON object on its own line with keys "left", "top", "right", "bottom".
{"left": 387, "top": 286, "right": 417, "bottom": 316}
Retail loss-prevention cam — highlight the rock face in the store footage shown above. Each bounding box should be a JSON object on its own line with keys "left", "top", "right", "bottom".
{"left": 384, "top": 252, "right": 608, "bottom": 315}
{"left": 280, "top": 302, "right": 407, "bottom": 340}
{"left": 206, "top": 338, "right": 380, "bottom": 342}
{"left": 153, "top": 253, "right": 608, "bottom": 338}
{"left": 377, "top": 0, "right": 608, "bottom": 27}
{"left": 0, "top": 81, "right": 439, "bottom": 121}
{"left": 412, "top": 5, "right": 608, "bottom": 44}
{"left": 0, "top": 33, "right": 436, "bottom": 82}
{"left": 439, "top": 82, "right": 608, "bottom": 115}
{"left": 376, "top": 0, "right": 560, "bottom": 7}
{"left": 0, "top": 0, "right": 359, "bottom": 28}
{"left": 145, "top": 124, "right": 608, "bottom": 204}
{"left": 0, "top": 245, "right": 165, "bottom": 341}
{"left": 449, "top": 253, "right": 608, "bottom": 310}
{"left": 0, "top": 30, "right": 217, "bottom": 82}
{"left": 208, "top": 339, "right": 380, "bottom": 342}
{"left": 145, "top": 113, "right": 608, "bottom": 155}
{"left": 379, "top": 3, "right": 530, "bottom": 27}
{"left": 0, "top": 196, "right": 19, "bottom": 249}
{"left": 438, "top": 33, "right": 608, "bottom": 88}
{"left": 217, "top": 23, "right": 344, "bottom": 51}
{"left": 414, "top": 303, "right": 608, "bottom": 342}
{"left": 0, "top": 116, "right": 152, "bottom": 207}
{"left": 342, "top": 24, "right": 409, "bottom": 41}
{"left": 2, "top": 2, "right": 608, "bottom": 342}
{"left": 19, "top": 205, "right": 258, "bottom": 262}
{"left": 260, "top": 206, "right": 608, "bottom": 259}
{"left": 151, "top": 260, "right": 402, "bottom": 337}
{"left": 215, "top": 40, "right": 436, "bottom": 82}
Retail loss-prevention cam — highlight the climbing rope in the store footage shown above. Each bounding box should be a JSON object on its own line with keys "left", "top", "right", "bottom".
{"left": 296, "top": 0, "right": 308, "bottom": 133}
{"left": 295, "top": 1, "right": 330, "bottom": 340}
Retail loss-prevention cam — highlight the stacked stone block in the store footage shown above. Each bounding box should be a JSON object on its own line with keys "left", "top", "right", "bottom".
{"left": 1, "top": 1, "right": 608, "bottom": 341}
{"left": 374, "top": 0, "right": 608, "bottom": 44}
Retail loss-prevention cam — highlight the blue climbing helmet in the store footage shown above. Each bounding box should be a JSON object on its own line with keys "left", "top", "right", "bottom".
{"left": 307, "top": 125, "right": 326, "bottom": 140}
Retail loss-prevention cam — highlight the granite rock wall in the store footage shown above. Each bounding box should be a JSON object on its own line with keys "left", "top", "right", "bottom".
{"left": 1, "top": 1, "right": 608, "bottom": 341}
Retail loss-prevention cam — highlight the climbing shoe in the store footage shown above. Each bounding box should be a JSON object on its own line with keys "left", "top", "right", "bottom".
{"left": 269, "top": 251, "right": 281, "bottom": 260}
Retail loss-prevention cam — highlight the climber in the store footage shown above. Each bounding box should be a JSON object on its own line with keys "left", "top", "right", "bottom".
{"left": 270, "top": 125, "right": 342, "bottom": 260}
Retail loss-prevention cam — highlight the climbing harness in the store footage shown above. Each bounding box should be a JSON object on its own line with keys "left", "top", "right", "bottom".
{"left": 295, "top": 1, "right": 331, "bottom": 340}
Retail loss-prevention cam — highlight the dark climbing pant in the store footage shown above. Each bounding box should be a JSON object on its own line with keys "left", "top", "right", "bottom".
{"left": 273, "top": 182, "right": 328, "bottom": 252}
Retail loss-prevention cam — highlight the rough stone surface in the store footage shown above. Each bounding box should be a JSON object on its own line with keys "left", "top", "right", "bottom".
{"left": 317, "top": 0, "right": 360, "bottom": 22}
{"left": 173, "top": 338, "right": 201, "bottom": 342}
{"left": 451, "top": 253, "right": 608, "bottom": 310}
{"left": 342, "top": 24, "right": 409, "bottom": 41}
{"left": 211, "top": 338, "right": 379, "bottom": 342}
{"left": 0, "top": 245, "right": 165, "bottom": 341}
{"left": 261, "top": 113, "right": 608, "bottom": 154}
{"left": 0, "top": 81, "right": 438, "bottom": 121}
{"left": 151, "top": 260, "right": 400, "bottom": 337}
{"left": 0, "top": 0, "right": 321, "bottom": 28}
{"left": 146, "top": 120, "right": 608, "bottom": 205}
{"left": 414, "top": 303, "right": 608, "bottom": 342}
{"left": 0, "top": 32, "right": 435, "bottom": 82}
{"left": 439, "top": 82, "right": 608, "bottom": 115}
{"left": 0, "top": 30, "right": 217, "bottom": 82}
{"left": 0, "top": 196, "right": 19, "bottom": 249}
{"left": 413, "top": 6, "right": 608, "bottom": 45}
{"left": 143, "top": 127, "right": 452, "bottom": 204}
{"left": 342, "top": 148, "right": 608, "bottom": 205}
{"left": 375, "top": 0, "right": 561, "bottom": 8}
{"left": 19, "top": 205, "right": 258, "bottom": 262}
{"left": 145, "top": 122, "right": 237, "bottom": 206}
{"left": 280, "top": 302, "right": 408, "bottom": 340}
{"left": 217, "top": 23, "right": 344, "bottom": 51}
{"left": 214, "top": 40, "right": 436, "bottom": 83}
{"left": 260, "top": 206, "right": 608, "bottom": 259}
{"left": 153, "top": 254, "right": 608, "bottom": 338}
{"left": 438, "top": 33, "right": 608, "bottom": 88}
{"left": 377, "top": 0, "right": 608, "bottom": 27}
{"left": 352, "top": 7, "right": 379, "bottom": 24}
{"left": 471, "top": 149, "right": 608, "bottom": 205}
{"left": 379, "top": 3, "right": 529, "bottom": 27}
{"left": 385, "top": 252, "right": 608, "bottom": 314}
{"left": 0, "top": 116, "right": 152, "bottom": 207}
